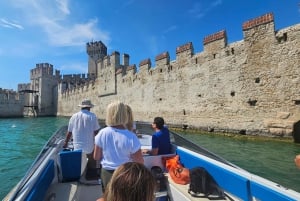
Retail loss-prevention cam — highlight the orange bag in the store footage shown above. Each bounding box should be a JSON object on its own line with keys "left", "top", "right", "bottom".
{"left": 164, "top": 155, "right": 190, "bottom": 185}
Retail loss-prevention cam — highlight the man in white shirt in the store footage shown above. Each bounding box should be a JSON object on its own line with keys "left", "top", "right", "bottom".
{"left": 63, "top": 99, "right": 100, "bottom": 171}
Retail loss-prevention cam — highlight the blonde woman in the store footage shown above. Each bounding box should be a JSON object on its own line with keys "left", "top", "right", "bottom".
{"left": 94, "top": 101, "right": 144, "bottom": 191}
{"left": 125, "top": 104, "right": 137, "bottom": 134}
{"left": 97, "top": 162, "right": 156, "bottom": 201}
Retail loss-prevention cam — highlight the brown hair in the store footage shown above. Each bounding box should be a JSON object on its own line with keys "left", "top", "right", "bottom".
{"left": 103, "top": 162, "right": 156, "bottom": 201}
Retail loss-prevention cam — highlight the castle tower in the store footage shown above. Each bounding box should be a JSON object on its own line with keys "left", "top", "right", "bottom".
{"left": 29, "top": 63, "right": 60, "bottom": 116}
{"left": 86, "top": 41, "right": 107, "bottom": 77}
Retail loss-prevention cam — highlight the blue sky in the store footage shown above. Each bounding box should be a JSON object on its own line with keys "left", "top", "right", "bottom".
{"left": 0, "top": 0, "right": 299, "bottom": 90}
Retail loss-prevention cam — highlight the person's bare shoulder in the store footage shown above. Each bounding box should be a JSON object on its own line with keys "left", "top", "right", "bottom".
{"left": 295, "top": 154, "right": 300, "bottom": 169}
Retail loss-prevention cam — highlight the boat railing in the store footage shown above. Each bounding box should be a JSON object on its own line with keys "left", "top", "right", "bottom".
{"left": 5, "top": 125, "right": 67, "bottom": 201}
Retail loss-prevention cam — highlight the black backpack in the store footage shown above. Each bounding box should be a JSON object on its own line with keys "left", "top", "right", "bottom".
{"left": 188, "top": 167, "right": 225, "bottom": 199}
{"left": 151, "top": 166, "right": 167, "bottom": 192}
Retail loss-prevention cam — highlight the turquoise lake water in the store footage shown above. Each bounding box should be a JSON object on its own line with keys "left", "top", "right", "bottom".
{"left": 0, "top": 117, "right": 69, "bottom": 199}
{"left": 0, "top": 117, "right": 300, "bottom": 199}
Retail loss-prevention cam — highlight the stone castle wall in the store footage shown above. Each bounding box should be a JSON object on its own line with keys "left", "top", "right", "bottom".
{"left": 0, "top": 89, "right": 24, "bottom": 117}
{"left": 29, "top": 63, "right": 61, "bottom": 116}
{"left": 57, "top": 13, "right": 300, "bottom": 137}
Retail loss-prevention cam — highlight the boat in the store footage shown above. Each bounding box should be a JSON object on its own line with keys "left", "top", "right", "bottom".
{"left": 3, "top": 123, "right": 300, "bottom": 201}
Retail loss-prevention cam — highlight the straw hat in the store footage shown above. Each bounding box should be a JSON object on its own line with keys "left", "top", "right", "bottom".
{"left": 78, "top": 99, "right": 94, "bottom": 108}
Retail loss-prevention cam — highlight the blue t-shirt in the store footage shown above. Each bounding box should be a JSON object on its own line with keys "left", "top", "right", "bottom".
{"left": 152, "top": 127, "right": 171, "bottom": 155}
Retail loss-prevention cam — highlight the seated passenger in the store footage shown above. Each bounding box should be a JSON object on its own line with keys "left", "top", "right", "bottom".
{"left": 144, "top": 117, "right": 171, "bottom": 155}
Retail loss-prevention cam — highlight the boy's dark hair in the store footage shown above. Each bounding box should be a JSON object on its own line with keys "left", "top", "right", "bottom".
{"left": 154, "top": 117, "right": 164, "bottom": 129}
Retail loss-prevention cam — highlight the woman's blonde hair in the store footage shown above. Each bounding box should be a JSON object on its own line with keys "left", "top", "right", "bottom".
{"left": 125, "top": 104, "right": 134, "bottom": 131}
{"left": 105, "top": 101, "right": 128, "bottom": 126}
{"left": 103, "top": 162, "right": 156, "bottom": 201}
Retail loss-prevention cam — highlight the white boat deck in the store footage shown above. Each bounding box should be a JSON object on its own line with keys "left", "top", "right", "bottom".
{"left": 44, "top": 172, "right": 239, "bottom": 201}
{"left": 45, "top": 176, "right": 102, "bottom": 201}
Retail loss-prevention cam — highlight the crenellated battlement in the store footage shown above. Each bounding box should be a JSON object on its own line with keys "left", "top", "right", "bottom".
{"left": 203, "top": 30, "right": 227, "bottom": 45}
{"left": 59, "top": 13, "right": 300, "bottom": 98}
{"left": 86, "top": 41, "right": 107, "bottom": 58}
{"left": 87, "top": 41, "right": 108, "bottom": 75}
{"left": 55, "top": 12, "right": 300, "bottom": 137}
{"left": 17, "top": 83, "right": 31, "bottom": 92}
{"left": 59, "top": 73, "right": 96, "bottom": 92}
{"left": 155, "top": 52, "right": 170, "bottom": 66}
{"left": 30, "top": 63, "right": 61, "bottom": 80}
{"left": 0, "top": 88, "right": 23, "bottom": 103}
{"left": 139, "top": 58, "right": 151, "bottom": 68}
{"left": 242, "top": 13, "right": 274, "bottom": 30}
{"left": 176, "top": 42, "right": 194, "bottom": 54}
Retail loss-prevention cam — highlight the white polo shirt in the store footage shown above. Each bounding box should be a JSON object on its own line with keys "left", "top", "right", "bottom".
{"left": 68, "top": 109, "right": 100, "bottom": 153}
{"left": 95, "top": 126, "right": 141, "bottom": 170}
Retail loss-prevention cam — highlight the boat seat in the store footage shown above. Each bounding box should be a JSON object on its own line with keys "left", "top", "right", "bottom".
{"left": 24, "top": 159, "right": 55, "bottom": 201}
{"left": 58, "top": 149, "right": 87, "bottom": 182}
{"left": 143, "top": 153, "right": 176, "bottom": 170}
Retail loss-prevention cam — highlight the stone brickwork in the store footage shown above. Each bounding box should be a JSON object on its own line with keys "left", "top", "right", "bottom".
{"left": 0, "top": 89, "right": 24, "bottom": 117}
{"left": 29, "top": 63, "right": 61, "bottom": 116}
{"left": 55, "top": 13, "right": 299, "bottom": 137}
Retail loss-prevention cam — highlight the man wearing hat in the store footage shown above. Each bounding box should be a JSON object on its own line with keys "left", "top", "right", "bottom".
{"left": 63, "top": 99, "right": 101, "bottom": 176}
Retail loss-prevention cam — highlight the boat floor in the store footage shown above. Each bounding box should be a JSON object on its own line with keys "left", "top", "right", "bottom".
{"left": 44, "top": 170, "right": 238, "bottom": 201}
{"left": 45, "top": 171, "right": 102, "bottom": 201}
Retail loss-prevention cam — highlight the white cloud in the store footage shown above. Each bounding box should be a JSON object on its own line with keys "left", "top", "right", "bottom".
{"left": 43, "top": 18, "right": 110, "bottom": 47}
{"left": 55, "top": 0, "right": 70, "bottom": 15}
{"left": 8, "top": 0, "right": 111, "bottom": 47}
{"left": 189, "top": 0, "right": 223, "bottom": 19}
{"left": 163, "top": 25, "right": 177, "bottom": 34}
{"left": 0, "top": 18, "right": 24, "bottom": 30}
{"left": 188, "top": 2, "right": 204, "bottom": 19}
{"left": 212, "top": 0, "right": 222, "bottom": 7}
